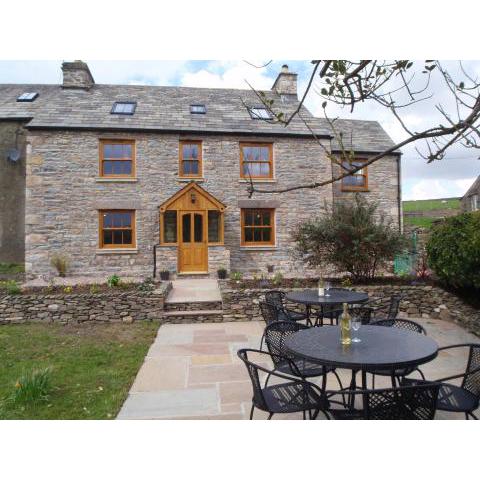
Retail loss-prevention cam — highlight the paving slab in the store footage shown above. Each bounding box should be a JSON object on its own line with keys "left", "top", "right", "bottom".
{"left": 166, "top": 279, "right": 222, "bottom": 303}
{"left": 119, "top": 317, "right": 479, "bottom": 420}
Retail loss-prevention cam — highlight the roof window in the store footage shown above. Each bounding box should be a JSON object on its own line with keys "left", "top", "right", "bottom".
{"left": 17, "top": 92, "right": 39, "bottom": 102}
{"left": 190, "top": 104, "right": 206, "bottom": 114}
{"left": 248, "top": 106, "right": 272, "bottom": 120}
{"left": 111, "top": 101, "right": 136, "bottom": 115}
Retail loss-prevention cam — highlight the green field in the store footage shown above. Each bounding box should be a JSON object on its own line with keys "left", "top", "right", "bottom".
{"left": 403, "top": 216, "right": 436, "bottom": 228}
{"left": 0, "top": 322, "right": 159, "bottom": 419}
{"left": 402, "top": 197, "right": 460, "bottom": 212}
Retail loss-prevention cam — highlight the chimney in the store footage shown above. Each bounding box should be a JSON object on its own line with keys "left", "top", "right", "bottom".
{"left": 61, "top": 60, "right": 95, "bottom": 90}
{"left": 271, "top": 64, "right": 297, "bottom": 98}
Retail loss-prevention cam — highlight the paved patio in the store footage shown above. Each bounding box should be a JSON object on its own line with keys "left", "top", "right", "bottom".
{"left": 117, "top": 317, "right": 479, "bottom": 420}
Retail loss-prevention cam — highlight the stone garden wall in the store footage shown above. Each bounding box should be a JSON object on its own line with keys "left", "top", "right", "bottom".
{"left": 0, "top": 283, "right": 171, "bottom": 325}
{"left": 219, "top": 282, "right": 480, "bottom": 337}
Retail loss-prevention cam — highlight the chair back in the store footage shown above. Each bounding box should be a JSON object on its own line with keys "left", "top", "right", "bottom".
{"left": 463, "top": 345, "right": 480, "bottom": 398}
{"left": 349, "top": 305, "right": 372, "bottom": 325}
{"left": 264, "top": 321, "right": 308, "bottom": 367}
{"left": 364, "top": 383, "right": 440, "bottom": 420}
{"left": 387, "top": 294, "right": 404, "bottom": 320}
{"left": 237, "top": 349, "right": 270, "bottom": 411}
{"left": 259, "top": 301, "right": 282, "bottom": 326}
{"left": 374, "top": 318, "right": 426, "bottom": 335}
{"left": 265, "top": 290, "right": 285, "bottom": 308}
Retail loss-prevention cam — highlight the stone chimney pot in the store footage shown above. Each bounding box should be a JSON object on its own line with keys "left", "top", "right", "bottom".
{"left": 272, "top": 64, "right": 297, "bottom": 98}
{"left": 61, "top": 60, "right": 95, "bottom": 90}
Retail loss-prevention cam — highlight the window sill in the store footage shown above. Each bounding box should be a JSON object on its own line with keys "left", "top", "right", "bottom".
{"left": 341, "top": 188, "right": 370, "bottom": 192}
{"left": 96, "top": 248, "right": 138, "bottom": 255}
{"left": 96, "top": 177, "right": 138, "bottom": 183}
{"left": 238, "top": 179, "right": 277, "bottom": 183}
{"left": 240, "top": 246, "right": 278, "bottom": 251}
{"left": 177, "top": 177, "right": 205, "bottom": 183}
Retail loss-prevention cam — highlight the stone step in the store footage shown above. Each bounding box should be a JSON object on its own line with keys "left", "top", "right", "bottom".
{"left": 160, "top": 309, "right": 225, "bottom": 323}
{"left": 164, "top": 300, "right": 223, "bottom": 312}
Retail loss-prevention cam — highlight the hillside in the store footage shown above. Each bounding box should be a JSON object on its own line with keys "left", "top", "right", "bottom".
{"left": 403, "top": 197, "right": 460, "bottom": 228}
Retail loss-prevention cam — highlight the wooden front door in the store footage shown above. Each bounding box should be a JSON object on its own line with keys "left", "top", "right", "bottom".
{"left": 178, "top": 211, "right": 207, "bottom": 273}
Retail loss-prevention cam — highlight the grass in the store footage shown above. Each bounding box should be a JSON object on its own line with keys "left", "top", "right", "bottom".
{"left": 403, "top": 216, "right": 436, "bottom": 228}
{"left": 0, "top": 263, "right": 24, "bottom": 275}
{"left": 402, "top": 198, "right": 460, "bottom": 212}
{"left": 0, "top": 321, "right": 159, "bottom": 419}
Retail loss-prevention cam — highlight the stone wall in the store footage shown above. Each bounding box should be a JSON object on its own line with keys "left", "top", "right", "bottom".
{"left": 0, "top": 282, "right": 171, "bottom": 325}
{"left": 219, "top": 282, "right": 480, "bottom": 337}
{"left": 331, "top": 154, "right": 401, "bottom": 229}
{"left": 24, "top": 130, "right": 335, "bottom": 279}
{"left": 0, "top": 121, "right": 26, "bottom": 263}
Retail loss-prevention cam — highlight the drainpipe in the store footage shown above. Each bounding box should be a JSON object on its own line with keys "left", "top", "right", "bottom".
{"left": 396, "top": 153, "right": 403, "bottom": 233}
{"left": 153, "top": 244, "right": 160, "bottom": 278}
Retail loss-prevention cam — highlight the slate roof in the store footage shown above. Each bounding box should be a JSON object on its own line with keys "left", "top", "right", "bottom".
{"left": 462, "top": 175, "right": 480, "bottom": 199}
{"left": 0, "top": 83, "right": 398, "bottom": 153}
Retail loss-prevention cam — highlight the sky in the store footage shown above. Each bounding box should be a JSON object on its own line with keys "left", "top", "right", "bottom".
{"left": 1, "top": 59, "right": 478, "bottom": 200}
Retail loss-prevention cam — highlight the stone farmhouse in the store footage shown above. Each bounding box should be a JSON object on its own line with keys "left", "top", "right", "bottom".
{"left": 461, "top": 175, "right": 480, "bottom": 213}
{"left": 0, "top": 61, "right": 401, "bottom": 279}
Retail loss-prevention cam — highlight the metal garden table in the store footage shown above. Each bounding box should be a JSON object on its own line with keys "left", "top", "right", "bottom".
{"left": 285, "top": 288, "right": 369, "bottom": 326}
{"left": 284, "top": 325, "right": 439, "bottom": 408}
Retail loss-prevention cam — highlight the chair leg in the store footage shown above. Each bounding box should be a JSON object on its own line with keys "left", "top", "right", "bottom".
{"left": 467, "top": 411, "right": 478, "bottom": 420}
{"left": 303, "top": 410, "right": 306, "bottom": 420}
{"left": 332, "top": 370, "right": 346, "bottom": 406}
{"left": 259, "top": 333, "right": 265, "bottom": 351}
{"left": 267, "top": 412, "right": 274, "bottom": 420}
{"left": 371, "top": 373, "right": 375, "bottom": 389}
{"left": 249, "top": 405, "right": 255, "bottom": 420}
{"left": 416, "top": 368, "right": 426, "bottom": 380}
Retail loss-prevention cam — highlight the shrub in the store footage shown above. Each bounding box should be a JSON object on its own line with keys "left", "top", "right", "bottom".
{"left": 426, "top": 211, "right": 480, "bottom": 289}
{"left": 272, "top": 271, "right": 284, "bottom": 286}
{"left": 1, "top": 280, "right": 21, "bottom": 295}
{"left": 107, "top": 274, "right": 120, "bottom": 287}
{"left": 230, "top": 271, "right": 243, "bottom": 281}
{"left": 11, "top": 368, "right": 52, "bottom": 406}
{"left": 50, "top": 254, "right": 69, "bottom": 277}
{"left": 293, "top": 194, "right": 407, "bottom": 281}
{"left": 63, "top": 286, "right": 73, "bottom": 294}
{"left": 138, "top": 277, "right": 155, "bottom": 293}
{"left": 89, "top": 283, "right": 100, "bottom": 294}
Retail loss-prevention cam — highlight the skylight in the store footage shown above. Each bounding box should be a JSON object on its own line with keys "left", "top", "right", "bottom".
{"left": 111, "top": 101, "right": 137, "bottom": 115}
{"left": 248, "top": 106, "right": 272, "bottom": 120}
{"left": 190, "top": 104, "right": 206, "bottom": 114}
{"left": 17, "top": 92, "right": 39, "bottom": 102}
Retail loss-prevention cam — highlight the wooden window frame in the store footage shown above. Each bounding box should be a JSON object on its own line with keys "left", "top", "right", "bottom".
{"left": 179, "top": 140, "right": 203, "bottom": 178}
{"left": 341, "top": 159, "right": 369, "bottom": 192}
{"left": 160, "top": 210, "right": 224, "bottom": 246}
{"left": 241, "top": 208, "right": 275, "bottom": 246}
{"left": 99, "top": 139, "right": 136, "bottom": 178}
{"left": 99, "top": 210, "right": 136, "bottom": 249}
{"left": 240, "top": 142, "right": 273, "bottom": 180}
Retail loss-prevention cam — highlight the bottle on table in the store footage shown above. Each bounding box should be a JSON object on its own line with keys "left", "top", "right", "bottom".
{"left": 340, "top": 302, "right": 352, "bottom": 345}
{"left": 318, "top": 278, "right": 325, "bottom": 296}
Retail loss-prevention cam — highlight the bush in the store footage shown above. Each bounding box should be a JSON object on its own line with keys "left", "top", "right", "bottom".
{"left": 293, "top": 195, "right": 407, "bottom": 281}
{"left": 138, "top": 277, "right": 155, "bottom": 293}
{"left": 11, "top": 368, "right": 52, "bottom": 406}
{"left": 50, "top": 254, "right": 69, "bottom": 277}
{"left": 230, "top": 271, "right": 243, "bottom": 281}
{"left": 107, "top": 274, "right": 120, "bottom": 287}
{"left": 1, "top": 280, "right": 21, "bottom": 295}
{"left": 427, "top": 211, "right": 480, "bottom": 289}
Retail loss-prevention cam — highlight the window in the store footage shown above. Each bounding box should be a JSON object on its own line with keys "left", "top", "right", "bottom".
{"left": 111, "top": 101, "right": 136, "bottom": 115}
{"left": 179, "top": 140, "right": 202, "bottom": 177}
{"left": 190, "top": 104, "right": 206, "bottom": 114}
{"left": 241, "top": 209, "right": 275, "bottom": 246}
{"left": 208, "top": 211, "right": 223, "bottom": 243}
{"left": 341, "top": 159, "right": 368, "bottom": 191}
{"left": 240, "top": 142, "right": 273, "bottom": 179}
{"left": 17, "top": 92, "right": 39, "bottom": 102}
{"left": 471, "top": 194, "right": 479, "bottom": 211}
{"left": 99, "top": 139, "right": 135, "bottom": 177}
{"left": 248, "top": 107, "right": 272, "bottom": 120}
{"left": 162, "top": 210, "right": 178, "bottom": 244}
{"left": 99, "top": 211, "right": 135, "bottom": 248}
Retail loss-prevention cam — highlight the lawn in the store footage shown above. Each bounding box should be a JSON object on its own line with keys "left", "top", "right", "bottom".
{"left": 403, "top": 216, "right": 436, "bottom": 228}
{"left": 402, "top": 197, "right": 460, "bottom": 212}
{"left": 0, "top": 321, "right": 159, "bottom": 419}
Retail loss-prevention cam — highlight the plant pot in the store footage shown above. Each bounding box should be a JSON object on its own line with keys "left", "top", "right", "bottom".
{"left": 160, "top": 271, "right": 170, "bottom": 281}
{"left": 217, "top": 270, "right": 227, "bottom": 279}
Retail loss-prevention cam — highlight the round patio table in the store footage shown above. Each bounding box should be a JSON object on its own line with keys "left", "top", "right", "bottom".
{"left": 284, "top": 325, "right": 439, "bottom": 408}
{"left": 285, "top": 288, "right": 368, "bottom": 326}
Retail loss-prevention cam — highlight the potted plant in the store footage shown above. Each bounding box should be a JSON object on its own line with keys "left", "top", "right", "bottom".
{"left": 217, "top": 268, "right": 227, "bottom": 279}
{"left": 160, "top": 270, "right": 170, "bottom": 281}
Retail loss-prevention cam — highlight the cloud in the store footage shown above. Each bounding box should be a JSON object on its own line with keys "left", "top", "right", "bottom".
{"left": 180, "top": 60, "right": 273, "bottom": 90}
{"left": 404, "top": 177, "right": 476, "bottom": 200}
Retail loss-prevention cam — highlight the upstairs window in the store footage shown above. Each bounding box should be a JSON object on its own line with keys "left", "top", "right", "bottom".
{"left": 179, "top": 140, "right": 202, "bottom": 178}
{"left": 99, "top": 139, "right": 135, "bottom": 177}
{"left": 111, "top": 101, "right": 136, "bottom": 115}
{"left": 241, "top": 208, "right": 275, "bottom": 246}
{"left": 240, "top": 142, "right": 273, "bottom": 179}
{"left": 341, "top": 159, "right": 369, "bottom": 191}
{"left": 17, "top": 92, "right": 39, "bottom": 102}
{"left": 99, "top": 210, "right": 136, "bottom": 249}
{"left": 471, "top": 194, "right": 479, "bottom": 211}
{"left": 190, "top": 104, "right": 206, "bottom": 114}
{"left": 248, "top": 106, "right": 272, "bottom": 120}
